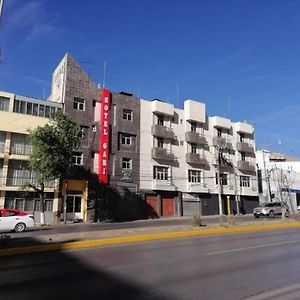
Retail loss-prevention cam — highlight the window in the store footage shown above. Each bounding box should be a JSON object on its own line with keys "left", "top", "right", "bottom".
{"left": 123, "top": 109, "right": 133, "bottom": 121}
{"left": 157, "top": 137, "right": 164, "bottom": 148}
{"left": 191, "top": 122, "right": 197, "bottom": 132}
{"left": 20, "top": 101, "right": 26, "bottom": 114}
{"left": 188, "top": 170, "right": 201, "bottom": 183}
{"left": 45, "top": 106, "right": 50, "bottom": 118}
{"left": 153, "top": 166, "right": 169, "bottom": 180}
{"left": 74, "top": 97, "right": 85, "bottom": 111}
{"left": 217, "top": 128, "right": 222, "bottom": 137}
{"left": 33, "top": 103, "right": 38, "bottom": 116}
{"left": 216, "top": 173, "right": 228, "bottom": 185}
{"left": 191, "top": 143, "right": 197, "bottom": 153}
{"left": 0, "top": 96, "right": 9, "bottom": 111}
{"left": 157, "top": 116, "right": 164, "bottom": 126}
{"left": 240, "top": 176, "right": 250, "bottom": 187}
{"left": 240, "top": 133, "right": 245, "bottom": 142}
{"left": 39, "top": 105, "right": 45, "bottom": 117}
{"left": 122, "top": 158, "right": 132, "bottom": 169}
{"left": 241, "top": 151, "right": 246, "bottom": 161}
{"left": 26, "top": 102, "right": 33, "bottom": 115}
{"left": 79, "top": 126, "right": 88, "bottom": 138}
{"left": 121, "top": 133, "right": 132, "bottom": 145}
{"left": 72, "top": 152, "right": 83, "bottom": 165}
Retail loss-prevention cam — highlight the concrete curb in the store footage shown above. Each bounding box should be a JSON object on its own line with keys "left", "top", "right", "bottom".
{"left": 1, "top": 221, "right": 300, "bottom": 257}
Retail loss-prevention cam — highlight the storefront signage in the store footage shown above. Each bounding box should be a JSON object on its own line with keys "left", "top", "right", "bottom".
{"left": 99, "top": 88, "right": 111, "bottom": 184}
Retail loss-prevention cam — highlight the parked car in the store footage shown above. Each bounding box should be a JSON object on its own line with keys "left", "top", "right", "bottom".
{"left": 253, "top": 202, "right": 289, "bottom": 218}
{"left": 0, "top": 208, "right": 35, "bottom": 232}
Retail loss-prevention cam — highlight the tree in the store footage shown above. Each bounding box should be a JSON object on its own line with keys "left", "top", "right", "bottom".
{"left": 27, "top": 112, "right": 81, "bottom": 224}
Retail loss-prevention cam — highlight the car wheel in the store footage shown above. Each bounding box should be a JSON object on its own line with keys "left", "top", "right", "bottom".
{"left": 269, "top": 210, "right": 275, "bottom": 218}
{"left": 14, "top": 223, "right": 26, "bottom": 233}
{"left": 254, "top": 215, "right": 259, "bottom": 218}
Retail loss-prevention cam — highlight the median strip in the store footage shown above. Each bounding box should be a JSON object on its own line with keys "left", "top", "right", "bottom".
{"left": 1, "top": 221, "right": 300, "bottom": 257}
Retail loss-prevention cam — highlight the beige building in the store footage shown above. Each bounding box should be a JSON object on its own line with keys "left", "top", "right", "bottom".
{"left": 0, "top": 91, "right": 62, "bottom": 223}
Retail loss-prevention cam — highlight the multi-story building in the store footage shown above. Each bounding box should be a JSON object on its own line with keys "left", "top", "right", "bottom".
{"left": 140, "top": 99, "right": 258, "bottom": 217}
{"left": 49, "top": 54, "right": 142, "bottom": 220}
{"left": 256, "top": 150, "right": 300, "bottom": 211}
{"left": 0, "top": 91, "right": 62, "bottom": 223}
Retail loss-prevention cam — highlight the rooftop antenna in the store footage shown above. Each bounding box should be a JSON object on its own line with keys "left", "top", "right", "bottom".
{"left": 0, "top": 0, "right": 4, "bottom": 63}
{"left": 227, "top": 96, "right": 231, "bottom": 117}
{"left": 176, "top": 83, "right": 179, "bottom": 108}
{"left": 102, "top": 60, "right": 107, "bottom": 88}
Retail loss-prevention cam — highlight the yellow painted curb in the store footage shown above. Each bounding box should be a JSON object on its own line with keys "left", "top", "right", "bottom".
{"left": 1, "top": 221, "right": 300, "bottom": 257}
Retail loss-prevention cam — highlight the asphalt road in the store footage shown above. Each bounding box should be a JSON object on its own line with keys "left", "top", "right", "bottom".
{"left": 7, "top": 214, "right": 273, "bottom": 238}
{"left": 1, "top": 227, "right": 300, "bottom": 299}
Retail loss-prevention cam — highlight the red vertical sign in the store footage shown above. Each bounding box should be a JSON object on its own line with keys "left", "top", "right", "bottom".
{"left": 99, "top": 89, "right": 111, "bottom": 184}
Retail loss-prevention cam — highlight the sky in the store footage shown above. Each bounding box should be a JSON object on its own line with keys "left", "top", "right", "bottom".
{"left": 1, "top": 0, "right": 300, "bottom": 157}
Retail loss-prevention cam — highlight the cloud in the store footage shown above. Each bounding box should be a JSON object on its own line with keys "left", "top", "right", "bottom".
{"left": 0, "top": 70, "right": 50, "bottom": 86}
{"left": 252, "top": 75, "right": 272, "bottom": 81}
{"left": 2, "top": 0, "right": 55, "bottom": 42}
{"left": 251, "top": 104, "right": 300, "bottom": 125}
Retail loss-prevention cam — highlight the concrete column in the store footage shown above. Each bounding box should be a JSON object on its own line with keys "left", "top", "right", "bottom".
{"left": 157, "top": 194, "right": 162, "bottom": 217}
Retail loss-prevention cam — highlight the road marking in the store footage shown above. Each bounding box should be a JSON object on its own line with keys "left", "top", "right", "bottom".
{"left": 245, "top": 282, "right": 300, "bottom": 300}
{"left": 205, "top": 240, "right": 297, "bottom": 255}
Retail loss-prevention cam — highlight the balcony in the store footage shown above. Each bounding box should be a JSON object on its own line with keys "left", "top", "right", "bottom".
{"left": 236, "top": 142, "right": 254, "bottom": 153}
{"left": 235, "top": 122, "right": 254, "bottom": 134}
{"left": 237, "top": 161, "right": 256, "bottom": 173}
{"left": 186, "top": 153, "right": 207, "bottom": 166}
{"left": 151, "top": 100, "right": 174, "bottom": 116}
{"left": 213, "top": 137, "right": 232, "bottom": 149}
{"left": 151, "top": 125, "right": 174, "bottom": 140}
{"left": 6, "top": 176, "right": 55, "bottom": 188}
{"left": 152, "top": 147, "right": 175, "bottom": 162}
{"left": 185, "top": 132, "right": 206, "bottom": 145}
{"left": 152, "top": 179, "right": 176, "bottom": 191}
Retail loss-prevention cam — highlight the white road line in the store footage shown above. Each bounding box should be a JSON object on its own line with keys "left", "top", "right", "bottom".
{"left": 245, "top": 282, "right": 300, "bottom": 300}
{"left": 205, "top": 240, "right": 297, "bottom": 256}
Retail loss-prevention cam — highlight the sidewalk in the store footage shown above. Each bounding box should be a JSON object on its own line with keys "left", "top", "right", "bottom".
{"left": 1, "top": 216, "right": 300, "bottom": 257}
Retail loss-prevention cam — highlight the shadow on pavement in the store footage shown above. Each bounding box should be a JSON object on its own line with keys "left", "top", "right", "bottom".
{"left": 0, "top": 236, "right": 170, "bottom": 300}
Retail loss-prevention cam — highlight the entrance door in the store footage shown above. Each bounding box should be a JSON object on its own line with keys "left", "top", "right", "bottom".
{"left": 66, "top": 195, "right": 82, "bottom": 221}
{"left": 161, "top": 197, "right": 175, "bottom": 217}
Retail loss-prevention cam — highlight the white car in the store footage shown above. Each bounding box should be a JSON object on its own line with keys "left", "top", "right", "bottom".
{"left": 0, "top": 208, "right": 35, "bottom": 232}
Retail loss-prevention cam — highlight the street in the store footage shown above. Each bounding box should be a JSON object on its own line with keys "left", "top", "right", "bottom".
{"left": 6, "top": 214, "right": 271, "bottom": 238}
{"left": 1, "top": 227, "right": 300, "bottom": 299}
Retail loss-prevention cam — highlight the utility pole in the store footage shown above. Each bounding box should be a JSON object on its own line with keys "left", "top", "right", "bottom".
{"left": 262, "top": 149, "right": 272, "bottom": 202}
{"left": 215, "top": 146, "right": 223, "bottom": 215}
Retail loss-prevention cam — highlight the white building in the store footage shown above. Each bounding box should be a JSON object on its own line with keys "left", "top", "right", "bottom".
{"left": 140, "top": 98, "right": 258, "bottom": 217}
{"left": 256, "top": 150, "right": 300, "bottom": 212}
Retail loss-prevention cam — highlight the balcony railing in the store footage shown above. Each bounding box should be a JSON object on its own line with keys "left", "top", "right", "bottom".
{"left": 151, "top": 125, "right": 174, "bottom": 140}
{"left": 186, "top": 153, "right": 207, "bottom": 166}
{"left": 10, "top": 144, "right": 33, "bottom": 156}
{"left": 237, "top": 161, "right": 256, "bottom": 172}
{"left": 213, "top": 137, "right": 232, "bottom": 149}
{"left": 236, "top": 142, "right": 254, "bottom": 153}
{"left": 185, "top": 132, "right": 206, "bottom": 145}
{"left": 152, "top": 147, "right": 175, "bottom": 162}
{"left": 6, "top": 176, "right": 55, "bottom": 188}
